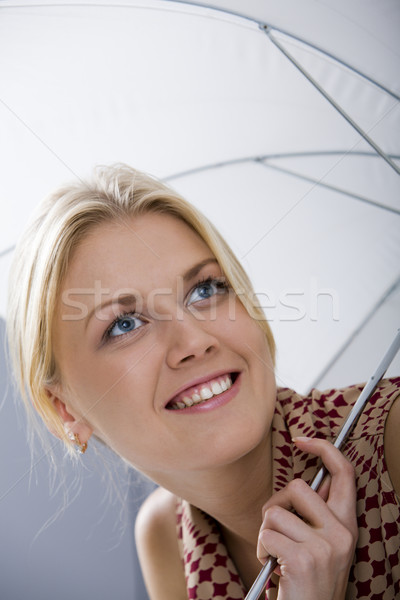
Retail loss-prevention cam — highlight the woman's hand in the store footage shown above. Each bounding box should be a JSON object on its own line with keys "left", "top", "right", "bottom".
{"left": 257, "top": 437, "right": 358, "bottom": 600}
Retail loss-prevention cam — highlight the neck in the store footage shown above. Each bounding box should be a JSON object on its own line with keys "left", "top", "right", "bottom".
{"left": 145, "top": 430, "right": 274, "bottom": 590}
{"left": 151, "top": 430, "right": 273, "bottom": 546}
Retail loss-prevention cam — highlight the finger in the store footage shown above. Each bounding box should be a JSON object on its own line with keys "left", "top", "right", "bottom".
{"left": 267, "top": 478, "right": 337, "bottom": 529}
{"left": 317, "top": 473, "right": 331, "bottom": 502}
{"left": 260, "top": 503, "right": 318, "bottom": 546}
{"left": 261, "top": 478, "right": 331, "bottom": 530}
{"left": 257, "top": 529, "right": 344, "bottom": 597}
{"left": 258, "top": 528, "right": 317, "bottom": 580}
{"left": 262, "top": 486, "right": 296, "bottom": 519}
{"left": 293, "top": 437, "right": 356, "bottom": 523}
{"left": 257, "top": 527, "right": 296, "bottom": 564}
{"left": 258, "top": 487, "right": 354, "bottom": 573}
{"left": 261, "top": 439, "right": 350, "bottom": 516}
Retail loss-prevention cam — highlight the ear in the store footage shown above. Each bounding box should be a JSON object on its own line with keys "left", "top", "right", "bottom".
{"left": 46, "top": 387, "right": 93, "bottom": 450}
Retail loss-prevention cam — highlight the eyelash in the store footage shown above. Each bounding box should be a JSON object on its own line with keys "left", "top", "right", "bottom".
{"left": 103, "top": 311, "right": 144, "bottom": 342}
{"left": 102, "top": 276, "right": 230, "bottom": 343}
{"left": 186, "top": 276, "right": 229, "bottom": 304}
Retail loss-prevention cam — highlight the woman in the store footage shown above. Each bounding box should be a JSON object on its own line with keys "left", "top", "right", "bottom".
{"left": 7, "top": 164, "right": 399, "bottom": 600}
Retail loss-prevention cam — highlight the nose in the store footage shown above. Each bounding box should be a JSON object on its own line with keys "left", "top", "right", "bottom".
{"left": 165, "top": 312, "right": 219, "bottom": 368}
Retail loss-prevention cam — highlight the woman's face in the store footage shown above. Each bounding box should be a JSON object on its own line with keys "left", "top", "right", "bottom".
{"left": 52, "top": 213, "right": 276, "bottom": 479}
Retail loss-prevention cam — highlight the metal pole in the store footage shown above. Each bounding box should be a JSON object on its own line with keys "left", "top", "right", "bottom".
{"left": 245, "top": 328, "right": 400, "bottom": 600}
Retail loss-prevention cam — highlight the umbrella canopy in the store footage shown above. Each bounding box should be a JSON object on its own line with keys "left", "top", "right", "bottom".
{"left": 1, "top": 0, "right": 400, "bottom": 392}
{"left": 1, "top": 0, "right": 399, "bottom": 393}
{"left": 0, "top": 2, "right": 399, "bottom": 599}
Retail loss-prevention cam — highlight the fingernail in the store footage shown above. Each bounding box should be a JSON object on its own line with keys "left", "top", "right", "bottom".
{"left": 292, "top": 436, "right": 312, "bottom": 443}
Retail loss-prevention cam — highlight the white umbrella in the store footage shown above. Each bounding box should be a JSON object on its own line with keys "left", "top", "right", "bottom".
{"left": 0, "top": 1, "right": 399, "bottom": 598}
{"left": 1, "top": 0, "right": 399, "bottom": 392}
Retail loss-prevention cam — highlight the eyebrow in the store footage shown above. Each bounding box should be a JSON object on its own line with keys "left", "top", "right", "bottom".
{"left": 182, "top": 258, "right": 218, "bottom": 282}
{"left": 84, "top": 257, "right": 219, "bottom": 328}
{"left": 85, "top": 294, "right": 137, "bottom": 331}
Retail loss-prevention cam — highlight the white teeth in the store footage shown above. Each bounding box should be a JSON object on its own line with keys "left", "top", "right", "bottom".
{"left": 170, "top": 374, "right": 235, "bottom": 410}
{"left": 200, "top": 387, "right": 213, "bottom": 400}
{"left": 211, "top": 381, "right": 223, "bottom": 395}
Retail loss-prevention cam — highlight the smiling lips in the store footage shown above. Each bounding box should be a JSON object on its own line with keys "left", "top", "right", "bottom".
{"left": 167, "top": 374, "right": 234, "bottom": 410}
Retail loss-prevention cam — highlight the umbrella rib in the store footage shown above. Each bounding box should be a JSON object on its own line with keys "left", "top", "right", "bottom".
{"left": 164, "top": 153, "right": 399, "bottom": 216}
{"left": 162, "top": 156, "right": 257, "bottom": 182}
{"left": 0, "top": 245, "right": 15, "bottom": 259}
{"left": 258, "top": 160, "right": 400, "bottom": 216}
{"left": 262, "top": 24, "right": 400, "bottom": 103}
{"left": 261, "top": 26, "right": 400, "bottom": 177}
{"left": 256, "top": 150, "right": 400, "bottom": 161}
{"left": 169, "top": 1, "right": 400, "bottom": 101}
{"left": 308, "top": 276, "right": 400, "bottom": 391}
{"left": 163, "top": 151, "right": 400, "bottom": 183}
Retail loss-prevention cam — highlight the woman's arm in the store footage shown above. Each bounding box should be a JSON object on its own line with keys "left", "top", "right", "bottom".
{"left": 257, "top": 437, "right": 358, "bottom": 600}
{"left": 135, "top": 487, "right": 187, "bottom": 600}
{"left": 384, "top": 393, "right": 400, "bottom": 497}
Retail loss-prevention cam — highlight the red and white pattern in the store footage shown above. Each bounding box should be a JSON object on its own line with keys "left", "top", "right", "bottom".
{"left": 176, "top": 378, "right": 400, "bottom": 600}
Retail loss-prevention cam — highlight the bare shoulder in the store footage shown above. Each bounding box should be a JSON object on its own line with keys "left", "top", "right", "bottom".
{"left": 135, "top": 487, "right": 187, "bottom": 600}
{"left": 384, "top": 391, "right": 400, "bottom": 498}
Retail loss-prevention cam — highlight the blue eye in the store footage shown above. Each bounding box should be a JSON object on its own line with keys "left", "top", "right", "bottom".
{"left": 187, "top": 277, "right": 229, "bottom": 306}
{"left": 106, "top": 313, "right": 145, "bottom": 339}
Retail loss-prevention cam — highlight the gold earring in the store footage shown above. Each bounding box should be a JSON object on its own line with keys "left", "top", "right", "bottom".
{"left": 67, "top": 431, "right": 88, "bottom": 455}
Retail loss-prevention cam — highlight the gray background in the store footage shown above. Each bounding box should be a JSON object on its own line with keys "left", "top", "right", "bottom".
{"left": 0, "top": 318, "right": 153, "bottom": 600}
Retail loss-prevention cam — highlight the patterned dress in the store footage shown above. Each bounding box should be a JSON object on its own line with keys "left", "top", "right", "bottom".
{"left": 176, "top": 378, "right": 400, "bottom": 600}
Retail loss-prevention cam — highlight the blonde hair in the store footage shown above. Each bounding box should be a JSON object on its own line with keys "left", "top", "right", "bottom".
{"left": 7, "top": 164, "right": 275, "bottom": 453}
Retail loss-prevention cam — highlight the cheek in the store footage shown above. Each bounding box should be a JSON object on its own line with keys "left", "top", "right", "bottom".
{"left": 78, "top": 351, "right": 168, "bottom": 450}
{"left": 234, "top": 307, "right": 276, "bottom": 395}
{"left": 59, "top": 351, "right": 147, "bottom": 431}
{"left": 228, "top": 301, "right": 271, "bottom": 354}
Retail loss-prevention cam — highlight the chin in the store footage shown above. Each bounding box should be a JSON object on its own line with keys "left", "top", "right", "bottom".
{"left": 188, "top": 418, "right": 271, "bottom": 471}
